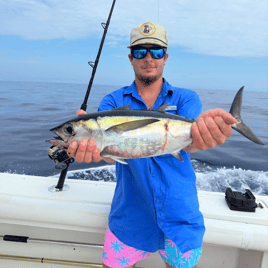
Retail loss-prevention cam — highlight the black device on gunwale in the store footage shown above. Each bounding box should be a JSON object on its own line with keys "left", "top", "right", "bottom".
{"left": 225, "top": 187, "right": 257, "bottom": 212}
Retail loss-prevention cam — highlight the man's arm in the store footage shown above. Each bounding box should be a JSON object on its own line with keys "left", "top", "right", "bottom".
{"left": 184, "top": 108, "right": 237, "bottom": 153}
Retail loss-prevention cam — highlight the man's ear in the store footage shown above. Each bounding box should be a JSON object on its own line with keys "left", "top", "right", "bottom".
{"left": 128, "top": 54, "right": 133, "bottom": 65}
{"left": 164, "top": 53, "right": 169, "bottom": 65}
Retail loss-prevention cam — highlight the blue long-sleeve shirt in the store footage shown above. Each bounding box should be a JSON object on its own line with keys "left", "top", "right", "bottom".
{"left": 98, "top": 78, "right": 205, "bottom": 253}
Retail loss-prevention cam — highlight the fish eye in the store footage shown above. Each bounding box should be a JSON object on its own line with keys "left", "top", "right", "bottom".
{"left": 64, "top": 124, "right": 74, "bottom": 135}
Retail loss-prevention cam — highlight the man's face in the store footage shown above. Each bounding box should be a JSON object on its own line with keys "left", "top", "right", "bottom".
{"left": 128, "top": 45, "right": 169, "bottom": 86}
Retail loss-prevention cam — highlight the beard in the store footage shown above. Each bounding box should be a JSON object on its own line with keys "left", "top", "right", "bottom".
{"left": 135, "top": 71, "right": 161, "bottom": 86}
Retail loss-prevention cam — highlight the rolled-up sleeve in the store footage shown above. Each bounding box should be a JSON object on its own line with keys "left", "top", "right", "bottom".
{"left": 177, "top": 91, "right": 202, "bottom": 120}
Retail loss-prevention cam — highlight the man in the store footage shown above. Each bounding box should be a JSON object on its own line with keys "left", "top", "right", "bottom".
{"left": 68, "top": 22, "right": 236, "bottom": 268}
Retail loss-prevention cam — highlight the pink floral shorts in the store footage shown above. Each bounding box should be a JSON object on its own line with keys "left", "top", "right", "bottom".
{"left": 102, "top": 228, "right": 202, "bottom": 268}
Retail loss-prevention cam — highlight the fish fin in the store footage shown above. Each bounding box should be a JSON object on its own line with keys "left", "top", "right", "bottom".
{"left": 230, "top": 86, "right": 265, "bottom": 145}
{"left": 155, "top": 103, "right": 169, "bottom": 112}
{"left": 105, "top": 119, "right": 159, "bottom": 134}
{"left": 109, "top": 157, "right": 128, "bottom": 164}
{"left": 171, "top": 153, "right": 184, "bottom": 162}
{"left": 111, "top": 105, "right": 132, "bottom": 110}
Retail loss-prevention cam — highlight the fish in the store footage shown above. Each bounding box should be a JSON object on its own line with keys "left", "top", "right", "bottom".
{"left": 47, "top": 86, "right": 264, "bottom": 164}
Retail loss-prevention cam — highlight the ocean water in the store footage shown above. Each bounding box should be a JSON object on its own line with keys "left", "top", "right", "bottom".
{"left": 1, "top": 81, "right": 268, "bottom": 196}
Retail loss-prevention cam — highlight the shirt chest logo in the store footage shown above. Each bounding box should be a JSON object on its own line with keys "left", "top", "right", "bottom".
{"left": 165, "top": 106, "right": 177, "bottom": 111}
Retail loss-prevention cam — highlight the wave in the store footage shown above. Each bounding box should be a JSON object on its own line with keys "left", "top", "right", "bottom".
{"left": 52, "top": 165, "right": 117, "bottom": 182}
{"left": 193, "top": 161, "right": 268, "bottom": 196}
{"left": 51, "top": 160, "right": 268, "bottom": 196}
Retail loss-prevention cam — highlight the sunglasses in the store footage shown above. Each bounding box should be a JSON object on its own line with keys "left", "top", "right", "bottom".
{"left": 131, "top": 47, "right": 167, "bottom": 59}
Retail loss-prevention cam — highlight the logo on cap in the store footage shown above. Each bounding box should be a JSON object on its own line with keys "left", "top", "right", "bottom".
{"left": 140, "top": 22, "right": 156, "bottom": 36}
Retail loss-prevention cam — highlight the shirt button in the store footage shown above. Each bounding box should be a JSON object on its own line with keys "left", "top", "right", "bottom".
{"left": 156, "top": 199, "right": 159, "bottom": 203}
{"left": 160, "top": 222, "right": 163, "bottom": 226}
{"left": 152, "top": 173, "right": 155, "bottom": 177}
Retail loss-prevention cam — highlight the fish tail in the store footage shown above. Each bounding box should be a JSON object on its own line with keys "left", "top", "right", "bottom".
{"left": 230, "top": 86, "right": 264, "bottom": 145}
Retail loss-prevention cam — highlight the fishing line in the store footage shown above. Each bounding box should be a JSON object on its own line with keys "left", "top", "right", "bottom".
{"left": 158, "top": 0, "right": 160, "bottom": 23}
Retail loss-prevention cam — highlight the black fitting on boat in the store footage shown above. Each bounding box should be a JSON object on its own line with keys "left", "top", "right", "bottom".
{"left": 54, "top": 158, "right": 73, "bottom": 190}
{"left": 4, "top": 235, "right": 28, "bottom": 243}
{"left": 225, "top": 188, "right": 257, "bottom": 212}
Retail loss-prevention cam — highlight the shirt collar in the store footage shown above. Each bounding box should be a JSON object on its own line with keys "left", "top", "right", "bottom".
{"left": 123, "top": 81, "right": 137, "bottom": 95}
{"left": 161, "top": 78, "right": 173, "bottom": 97}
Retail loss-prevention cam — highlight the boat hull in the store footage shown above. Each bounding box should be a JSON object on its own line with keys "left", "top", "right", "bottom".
{"left": 0, "top": 173, "right": 268, "bottom": 268}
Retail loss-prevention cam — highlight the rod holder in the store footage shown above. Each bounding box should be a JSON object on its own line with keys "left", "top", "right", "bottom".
{"left": 49, "top": 159, "right": 73, "bottom": 192}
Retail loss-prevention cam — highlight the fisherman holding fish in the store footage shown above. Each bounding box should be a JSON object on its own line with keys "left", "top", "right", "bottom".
{"left": 67, "top": 22, "right": 237, "bottom": 268}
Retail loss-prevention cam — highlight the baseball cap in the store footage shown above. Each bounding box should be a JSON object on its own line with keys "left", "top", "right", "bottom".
{"left": 128, "top": 22, "right": 168, "bottom": 48}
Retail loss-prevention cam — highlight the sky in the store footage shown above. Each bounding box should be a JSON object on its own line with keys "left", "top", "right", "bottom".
{"left": 0, "top": 0, "right": 268, "bottom": 92}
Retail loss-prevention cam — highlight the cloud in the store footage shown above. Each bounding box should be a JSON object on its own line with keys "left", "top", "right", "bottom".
{"left": 0, "top": 0, "right": 267, "bottom": 57}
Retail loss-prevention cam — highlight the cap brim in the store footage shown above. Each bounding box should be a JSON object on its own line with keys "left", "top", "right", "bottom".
{"left": 128, "top": 38, "right": 168, "bottom": 48}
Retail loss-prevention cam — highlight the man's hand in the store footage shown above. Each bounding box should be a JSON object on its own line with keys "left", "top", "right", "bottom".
{"left": 67, "top": 109, "right": 115, "bottom": 163}
{"left": 67, "top": 138, "right": 105, "bottom": 163}
{"left": 184, "top": 109, "right": 237, "bottom": 153}
{"left": 76, "top": 109, "right": 87, "bottom": 117}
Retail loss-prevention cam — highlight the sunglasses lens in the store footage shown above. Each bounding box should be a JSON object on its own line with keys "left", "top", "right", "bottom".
{"left": 132, "top": 49, "right": 147, "bottom": 59}
{"left": 150, "top": 49, "right": 164, "bottom": 59}
{"left": 132, "top": 48, "right": 165, "bottom": 59}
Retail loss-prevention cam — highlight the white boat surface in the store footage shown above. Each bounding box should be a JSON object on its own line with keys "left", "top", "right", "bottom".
{"left": 0, "top": 172, "right": 267, "bottom": 268}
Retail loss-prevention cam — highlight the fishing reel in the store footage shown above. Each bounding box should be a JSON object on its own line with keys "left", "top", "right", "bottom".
{"left": 48, "top": 146, "right": 75, "bottom": 192}
{"left": 48, "top": 145, "right": 74, "bottom": 170}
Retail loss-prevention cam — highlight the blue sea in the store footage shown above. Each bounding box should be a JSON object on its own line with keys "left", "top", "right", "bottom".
{"left": 1, "top": 81, "right": 268, "bottom": 196}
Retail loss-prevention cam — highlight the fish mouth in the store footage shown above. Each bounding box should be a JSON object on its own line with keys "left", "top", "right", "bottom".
{"left": 53, "top": 136, "right": 64, "bottom": 141}
{"left": 47, "top": 123, "right": 75, "bottom": 147}
{"left": 47, "top": 126, "right": 63, "bottom": 142}
{"left": 46, "top": 135, "right": 67, "bottom": 146}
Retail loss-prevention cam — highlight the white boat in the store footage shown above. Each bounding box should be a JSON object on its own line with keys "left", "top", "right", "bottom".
{"left": 0, "top": 172, "right": 267, "bottom": 268}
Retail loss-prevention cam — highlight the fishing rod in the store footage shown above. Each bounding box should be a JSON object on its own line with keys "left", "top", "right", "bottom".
{"left": 81, "top": 0, "right": 116, "bottom": 111}
{"left": 48, "top": 0, "right": 116, "bottom": 192}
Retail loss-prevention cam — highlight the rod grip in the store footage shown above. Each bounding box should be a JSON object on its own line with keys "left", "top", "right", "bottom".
{"left": 80, "top": 103, "right": 87, "bottom": 111}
